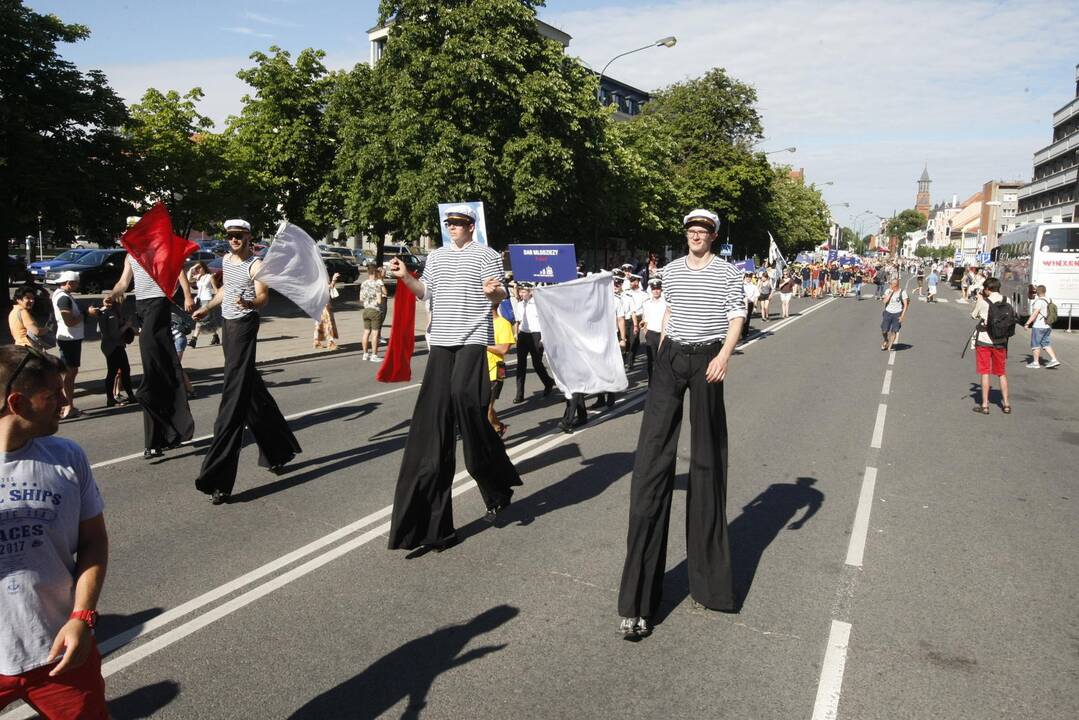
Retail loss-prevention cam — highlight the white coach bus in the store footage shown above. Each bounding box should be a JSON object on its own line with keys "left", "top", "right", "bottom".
{"left": 993, "top": 223, "right": 1079, "bottom": 319}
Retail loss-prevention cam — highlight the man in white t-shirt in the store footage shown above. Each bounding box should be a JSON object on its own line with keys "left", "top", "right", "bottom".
{"left": 1024, "top": 285, "right": 1061, "bottom": 368}
{"left": 880, "top": 278, "right": 908, "bottom": 352}
{"left": 742, "top": 273, "right": 760, "bottom": 339}
{"left": 51, "top": 271, "right": 98, "bottom": 420}
{"left": 639, "top": 279, "right": 668, "bottom": 382}
{"left": 624, "top": 274, "right": 649, "bottom": 371}
{"left": 0, "top": 346, "right": 108, "bottom": 718}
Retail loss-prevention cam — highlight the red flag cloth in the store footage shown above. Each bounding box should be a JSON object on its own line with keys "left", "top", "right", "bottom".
{"left": 376, "top": 274, "right": 417, "bottom": 383}
{"left": 121, "top": 203, "right": 198, "bottom": 299}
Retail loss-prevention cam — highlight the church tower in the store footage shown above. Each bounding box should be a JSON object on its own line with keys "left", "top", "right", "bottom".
{"left": 915, "top": 165, "right": 931, "bottom": 218}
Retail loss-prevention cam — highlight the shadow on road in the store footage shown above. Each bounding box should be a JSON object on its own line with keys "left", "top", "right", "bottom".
{"left": 97, "top": 607, "right": 164, "bottom": 651}
{"left": 655, "top": 476, "right": 824, "bottom": 622}
{"left": 109, "top": 681, "right": 181, "bottom": 720}
{"left": 287, "top": 605, "right": 518, "bottom": 720}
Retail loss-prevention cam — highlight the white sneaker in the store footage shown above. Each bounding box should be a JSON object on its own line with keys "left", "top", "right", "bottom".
{"left": 362, "top": 352, "right": 370, "bottom": 361}
{"left": 1045, "top": 359, "right": 1061, "bottom": 368}
{"left": 1026, "top": 361, "right": 1041, "bottom": 369}
{"left": 370, "top": 355, "right": 380, "bottom": 363}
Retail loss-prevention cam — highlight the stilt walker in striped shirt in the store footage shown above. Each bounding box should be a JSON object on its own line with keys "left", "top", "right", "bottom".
{"left": 617, "top": 209, "right": 746, "bottom": 638}
{"left": 387, "top": 205, "right": 521, "bottom": 552}
{"left": 108, "top": 215, "right": 196, "bottom": 460}
{"left": 192, "top": 219, "right": 300, "bottom": 505}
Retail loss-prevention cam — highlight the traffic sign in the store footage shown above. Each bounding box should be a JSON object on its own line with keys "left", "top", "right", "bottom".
{"left": 719, "top": 243, "right": 733, "bottom": 257}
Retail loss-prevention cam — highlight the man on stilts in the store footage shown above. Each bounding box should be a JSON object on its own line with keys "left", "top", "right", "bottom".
{"left": 108, "top": 213, "right": 196, "bottom": 459}
{"left": 192, "top": 219, "right": 300, "bottom": 505}
{"left": 617, "top": 209, "right": 746, "bottom": 638}
{"left": 387, "top": 204, "right": 521, "bottom": 552}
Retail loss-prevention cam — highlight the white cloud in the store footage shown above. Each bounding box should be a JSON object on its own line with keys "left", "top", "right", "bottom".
{"left": 545, "top": 0, "right": 1079, "bottom": 223}
{"left": 243, "top": 11, "right": 300, "bottom": 28}
{"left": 222, "top": 26, "right": 274, "bottom": 39}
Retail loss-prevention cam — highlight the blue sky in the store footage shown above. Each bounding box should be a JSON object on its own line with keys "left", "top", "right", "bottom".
{"left": 27, "top": 0, "right": 1079, "bottom": 232}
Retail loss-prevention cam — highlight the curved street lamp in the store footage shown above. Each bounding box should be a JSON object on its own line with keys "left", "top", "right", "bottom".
{"left": 597, "top": 36, "right": 677, "bottom": 103}
{"left": 765, "top": 146, "right": 797, "bottom": 155}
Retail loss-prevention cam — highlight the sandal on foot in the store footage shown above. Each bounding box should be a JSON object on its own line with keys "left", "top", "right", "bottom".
{"left": 973, "top": 405, "right": 989, "bottom": 415}
{"left": 1002, "top": 405, "right": 1012, "bottom": 414}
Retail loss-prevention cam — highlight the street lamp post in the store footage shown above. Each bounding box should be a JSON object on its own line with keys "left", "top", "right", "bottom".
{"left": 827, "top": 203, "right": 849, "bottom": 251}
{"left": 36, "top": 212, "right": 43, "bottom": 261}
{"left": 764, "top": 146, "right": 797, "bottom": 156}
{"left": 597, "top": 36, "right": 677, "bottom": 104}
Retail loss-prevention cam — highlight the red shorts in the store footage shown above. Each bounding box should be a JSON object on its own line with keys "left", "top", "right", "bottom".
{"left": 975, "top": 345, "right": 1007, "bottom": 376}
{"left": 0, "top": 644, "right": 107, "bottom": 719}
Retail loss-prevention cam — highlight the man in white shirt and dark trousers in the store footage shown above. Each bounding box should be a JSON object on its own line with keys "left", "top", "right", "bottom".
{"left": 512, "top": 283, "right": 555, "bottom": 403}
{"left": 639, "top": 278, "right": 668, "bottom": 383}
{"left": 0, "top": 346, "right": 109, "bottom": 718}
{"left": 387, "top": 205, "right": 521, "bottom": 552}
{"left": 624, "top": 274, "right": 648, "bottom": 371}
{"left": 618, "top": 209, "right": 746, "bottom": 638}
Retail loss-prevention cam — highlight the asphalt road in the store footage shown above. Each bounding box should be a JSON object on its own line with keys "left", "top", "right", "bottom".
{"left": 4, "top": 283, "right": 1078, "bottom": 719}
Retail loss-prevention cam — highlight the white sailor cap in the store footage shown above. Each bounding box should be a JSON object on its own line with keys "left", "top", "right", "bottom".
{"left": 683, "top": 209, "right": 720, "bottom": 232}
{"left": 620, "top": 263, "right": 634, "bottom": 270}
{"left": 57, "top": 270, "right": 80, "bottom": 284}
{"left": 628, "top": 273, "right": 642, "bottom": 281}
{"left": 443, "top": 205, "right": 477, "bottom": 224}
{"left": 224, "top": 218, "right": 252, "bottom": 232}
{"left": 125, "top": 215, "right": 141, "bottom": 228}
{"left": 648, "top": 278, "right": 662, "bottom": 288}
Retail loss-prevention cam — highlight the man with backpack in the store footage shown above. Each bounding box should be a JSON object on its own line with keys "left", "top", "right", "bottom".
{"left": 880, "top": 278, "right": 908, "bottom": 352}
{"left": 1024, "top": 285, "right": 1061, "bottom": 369}
{"left": 970, "top": 277, "right": 1014, "bottom": 414}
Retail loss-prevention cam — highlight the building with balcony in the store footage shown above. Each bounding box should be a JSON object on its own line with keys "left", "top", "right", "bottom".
{"left": 980, "top": 179, "right": 1022, "bottom": 250}
{"left": 1016, "top": 64, "right": 1079, "bottom": 225}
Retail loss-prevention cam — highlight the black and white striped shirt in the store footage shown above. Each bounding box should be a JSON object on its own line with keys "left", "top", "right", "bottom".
{"left": 420, "top": 242, "right": 502, "bottom": 346}
{"left": 130, "top": 256, "right": 166, "bottom": 300}
{"left": 662, "top": 255, "right": 746, "bottom": 343}
{"left": 221, "top": 254, "right": 258, "bottom": 320}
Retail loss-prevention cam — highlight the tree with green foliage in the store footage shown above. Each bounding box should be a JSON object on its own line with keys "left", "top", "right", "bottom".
{"left": 885, "top": 209, "right": 927, "bottom": 240}
{"left": 766, "top": 167, "right": 831, "bottom": 254}
{"left": 1, "top": 1, "right": 135, "bottom": 304}
{"left": 225, "top": 47, "right": 341, "bottom": 237}
{"left": 339, "top": 0, "right": 609, "bottom": 252}
{"left": 632, "top": 68, "right": 775, "bottom": 256}
{"left": 126, "top": 88, "right": 232, "bottom": 237}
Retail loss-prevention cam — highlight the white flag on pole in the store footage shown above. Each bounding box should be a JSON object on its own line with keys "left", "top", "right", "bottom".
{"left": 532, "top": 273, "right": 629, "bottom": 396}
{"left": 254, "top": 222, "right": 330, "bottom": 322}
{"left": 768, "top": 232, "right": 787, "bottom": 277}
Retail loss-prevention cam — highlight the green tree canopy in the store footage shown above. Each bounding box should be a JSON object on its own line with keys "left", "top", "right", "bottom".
{"left": 885, "top": 209, "right": 926, "bottom": 239}
{"left": 341, "top": 0, "right": 609, "bottom": 248}
{"left": 1, "top": 1, "right": 135, "bottom": 300}
{"left": 766, "top": 168, "right": 831, "bottom": 254}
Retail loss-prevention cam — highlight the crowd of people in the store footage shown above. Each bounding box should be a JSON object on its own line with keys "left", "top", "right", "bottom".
{"left": 2, "top": 201, "right": 1072, "bottom": 716}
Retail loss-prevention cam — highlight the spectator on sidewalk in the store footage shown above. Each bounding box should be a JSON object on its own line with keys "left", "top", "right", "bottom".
{"left": 926, "top": 268, "right": 939, "bottom": 303}
{"left": 1025, "top": 285, "right": 1061, "bottom": 369}
{"left": 8, "top": 286, "right": 43, "bottom": 349}
{"left": 360, "top": 264, "right": 385, "bottom": 362}
{"left": 314, "top": 272, "right": 340, "bottom": 351}
{"left": 189, "top": 262, "right": 220, "bottom": 348}
{"left": 98, "top": 295, "right": 136, "bottom": 407}
{"left": 52, "top": 271, "right": 98, "bottom": 419}
{"left": 0, "top": 345, "right": 109, "bottom": 720}
{"left": 757, "top": 271, "right": 773, "bottom": 322}
{"left": 970, "top": 277, "right": 1012, "bottom": 414}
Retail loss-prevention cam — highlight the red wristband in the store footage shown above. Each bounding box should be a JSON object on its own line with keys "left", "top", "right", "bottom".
{"left": 70, "top": 609, "right": 98, "bottom": 628}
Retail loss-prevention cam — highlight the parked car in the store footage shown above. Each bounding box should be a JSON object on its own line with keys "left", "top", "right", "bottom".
{"left": 324, "top": 256, "right": 359, "bottom": 284}
{"left": 27, "top": 249, "right": 94, "bottom": 282}
{"left": 184, "top": 250, "right": 219, "bottom": 273}
{"left": 6, "top": 256, "right": 31, "bottom": 284}
{"left": 381, "top": 249, "right": 423, "bottom": 293}
{"left": 45, "top": 249, "right": 128, "bottom": 294}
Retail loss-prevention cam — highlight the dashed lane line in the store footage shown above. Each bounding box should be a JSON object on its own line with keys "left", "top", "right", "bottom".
{"left": 870, "top": 404, "right": 887, "bottom": 449}
{"left": 844, "top": 467, "right": 878, "bottom": 568}
{"left": 811, "top": 620, "right": 853, "bottom": 720}
{"left": 881, "top": 370, "right": 892, "bottom": 395}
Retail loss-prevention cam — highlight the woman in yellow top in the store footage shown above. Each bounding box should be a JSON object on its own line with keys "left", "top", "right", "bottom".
{"left": 485, "top": 305, "right": 516, "bottom": 437}
{"left": 7, "top": 286, "right": 42, "bottom": 347}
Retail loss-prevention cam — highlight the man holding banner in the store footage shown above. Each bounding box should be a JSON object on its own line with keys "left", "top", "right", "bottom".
{"left": 387, "top": 205, "right": 520, "bottom": 552}
{"left": 618, "top": 209, "right": 745, "bottom": 638}
{"left": 191, "top": 219, "right": 302, "bottom": 505}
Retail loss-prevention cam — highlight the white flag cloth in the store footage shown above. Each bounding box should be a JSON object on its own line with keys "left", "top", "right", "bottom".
{"left": 768, "top": 232, "right": 787, "bottom": 277}
{"left": 254, "top": 222, "right": 330, "bottom": 322}
{"left": 532, "top": 273, "right": 628, "bottom": 396}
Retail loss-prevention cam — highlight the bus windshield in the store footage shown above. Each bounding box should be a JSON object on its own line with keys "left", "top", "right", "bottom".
{"left": 1039, "top": 227, "right": 1079, "bottom": 254}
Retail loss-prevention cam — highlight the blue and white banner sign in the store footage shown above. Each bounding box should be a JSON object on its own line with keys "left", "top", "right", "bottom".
{"left": 719, "top": 243, "right": 733, "bottom": 257}
{"left": 827, "top": 250, "right": 838, "bottom": 263}
{"left": 438, "top": 201, "right": 488, "bottom": 246}
{"left": 734, "top": 259, "right": 756, "bottom": 273}
{"left": 508, "top": 244, "right": 578, "bottom": 283}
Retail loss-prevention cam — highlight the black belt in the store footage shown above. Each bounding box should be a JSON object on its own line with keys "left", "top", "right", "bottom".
{"left": 669, "top": 339, "right": 723, "bottom": 355}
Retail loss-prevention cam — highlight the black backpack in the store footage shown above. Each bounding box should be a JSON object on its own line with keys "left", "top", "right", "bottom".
{"left": 986, "top": 300, "right": 1017, "bottom": 342}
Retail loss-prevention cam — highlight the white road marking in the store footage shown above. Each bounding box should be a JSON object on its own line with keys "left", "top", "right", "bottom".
{"left": 870, "top": 404, "right": 887, "bottom": 449}
{"left": 937, "top": 298, "right": 949, "bottom": 303}
{"left": 881, "top": 370, "right": 892, "bottom": 395}
{"left": 888, "top": 350, "right": 896, "bottom": 366}
{"left": 845, "top": 467, "right": 878, "bottom": 567}
{"left": 810, "top": 620, "right": 853, "bottom": 720}
{"left": 90, "top": 383, "right": 422, "bottom": 469}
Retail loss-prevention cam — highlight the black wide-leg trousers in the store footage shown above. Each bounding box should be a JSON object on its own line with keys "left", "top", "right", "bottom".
{"left": 618, "top": 340, "right": 734, "bottom": 618}
{"left": 643, "top": 330, "right": 661, "bottom": 382}
{"left": 389, "top": 344, "right": 523, "bottom": 550}
{"left": 195, "top": 314, "right": 300, "bottom": 496}
{"left": 135, "top": 298, "right": 194, "bottom": 450}
{"left": 515, "top": 331, "right": 552, "bottom": 398}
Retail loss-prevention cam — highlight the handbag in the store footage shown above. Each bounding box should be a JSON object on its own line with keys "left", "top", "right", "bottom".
{"left": 495, "top": 361, "right": 507, "bottom": 381}
{"left": 329, "top": 287, "right": 340, "bottom": 299}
